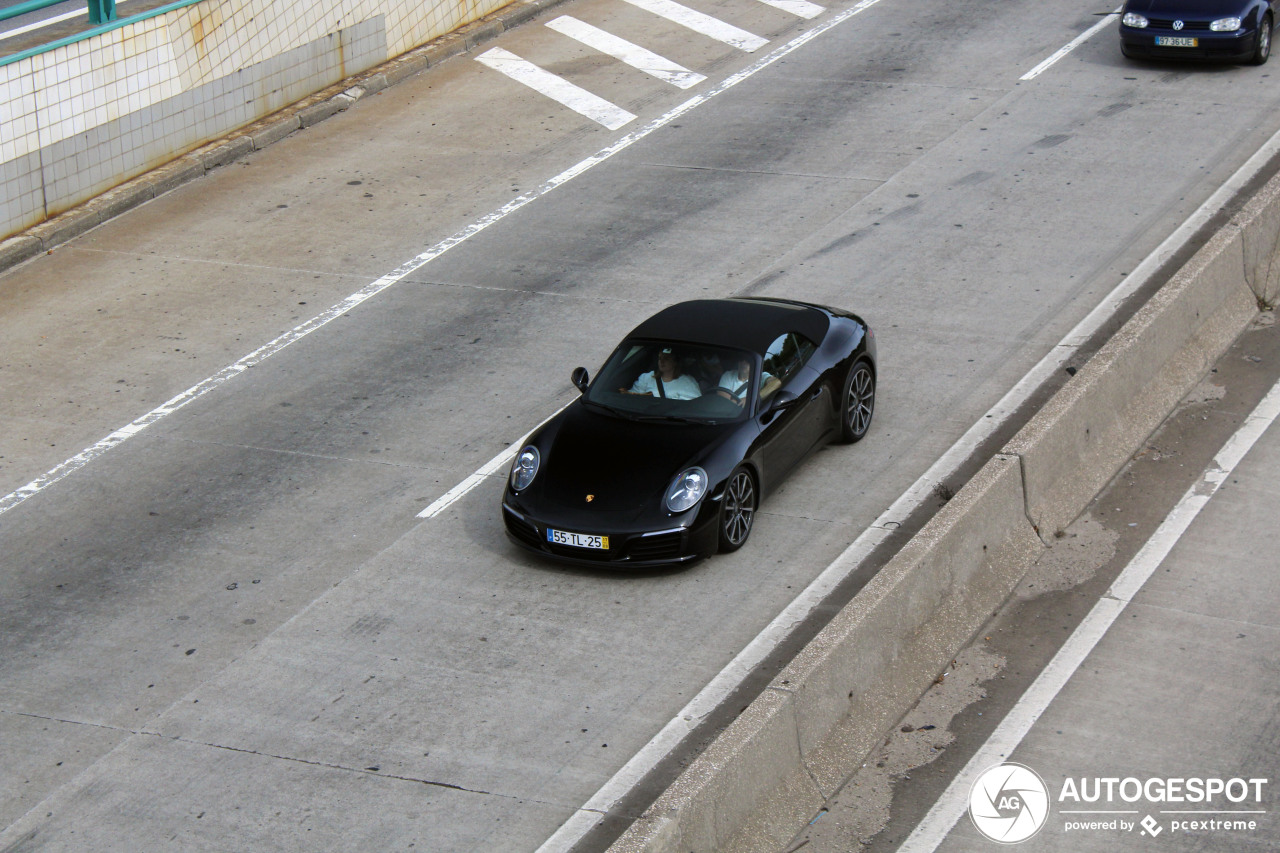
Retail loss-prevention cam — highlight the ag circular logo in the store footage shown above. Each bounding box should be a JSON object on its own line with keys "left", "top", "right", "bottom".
{"left": 968, "top": 763, "right": 1050, "bottom": 844}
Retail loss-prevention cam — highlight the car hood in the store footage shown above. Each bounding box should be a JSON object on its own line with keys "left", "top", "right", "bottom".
{"left": 533, "top": 402, "right": 729, "bottom": 515}
{"left": 1124, "top": 0, "right": 1248, "bottom": 16}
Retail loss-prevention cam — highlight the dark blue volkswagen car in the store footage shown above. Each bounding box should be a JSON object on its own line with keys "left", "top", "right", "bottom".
{"left": 1119, "top": 0, "right": 1274, "bottom": 63}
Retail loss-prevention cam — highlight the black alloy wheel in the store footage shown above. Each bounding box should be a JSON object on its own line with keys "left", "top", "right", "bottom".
{"left": 1252, "top": 14, "right": 1272, "bottom": 64}
{"left": 841, "top": 360, "right": 876, "bottom": 443}
{"left": 718, "top": 467, "right": 757, "bottom": 552}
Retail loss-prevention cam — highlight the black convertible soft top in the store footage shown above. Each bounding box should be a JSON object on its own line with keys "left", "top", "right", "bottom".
{"left": 623, "top": 298, "right": 834, "bottom": 354}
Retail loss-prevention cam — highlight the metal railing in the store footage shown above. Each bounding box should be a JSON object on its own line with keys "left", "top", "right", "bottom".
{"left": 1, "top": 0, "right": 116, "bottom": 27}
{"left": 1, "top": 0, "right": 206, "bottom": 68}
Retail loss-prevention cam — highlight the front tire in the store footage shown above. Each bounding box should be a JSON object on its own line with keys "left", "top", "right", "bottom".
{"left": 1251, "top": 14, "right": 1272, "bottom": 65}
{"left": 717, "top": 467, "right": 757, "bottom": 553}
{"left": 840, "top": 360, "right": 876, "bottom": 443}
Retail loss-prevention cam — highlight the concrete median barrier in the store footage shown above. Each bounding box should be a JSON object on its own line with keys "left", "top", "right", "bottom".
{"left": 611, "top": 455, "right": 1043, "bottom": 852}
{"left": 1237, "top": 173, "right": 1280, "bottom": 309}
{"left": 1006, "top": 224, "right": 1260, "bottom": 541}
{"left": 606, "top": 169, "right": 1280, "bottom": 853}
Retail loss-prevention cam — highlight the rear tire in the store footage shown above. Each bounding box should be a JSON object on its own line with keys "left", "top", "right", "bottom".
{"left": 717, "top": 467, "right": 757, "bottom": 553}
{"left": 840, "top": 360, "right": 876, "bottom": 443}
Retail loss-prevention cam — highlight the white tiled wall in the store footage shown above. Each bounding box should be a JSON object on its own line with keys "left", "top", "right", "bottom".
{"left": 1, "top": 0, "right": 513, "bottom": 239}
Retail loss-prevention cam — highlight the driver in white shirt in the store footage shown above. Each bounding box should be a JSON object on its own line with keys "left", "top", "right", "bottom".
{"left": 623, "top": 348, "right": 702, "bottom": 400}
{"left": 716, "top": 357, "right": 773, "bottom": 406}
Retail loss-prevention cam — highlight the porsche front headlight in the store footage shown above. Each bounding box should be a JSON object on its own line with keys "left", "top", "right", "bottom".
{"left": 510, "top": 446, "right": 540, "bottom": 491}
{"left": 1210, "top": 16, "right": 1242, "bottom": 31}
{"left": 665, "top": 467, "right": 708, "bottom": 513}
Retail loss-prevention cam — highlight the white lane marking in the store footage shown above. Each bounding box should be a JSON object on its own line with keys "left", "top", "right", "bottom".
{"left": 546, "top": 15, "right": 708, "bottom": 89}
{"left": 0, "top": 0, "right": 885, "bottom": 519}
{"left": 414, "top": 0, "right": 889, "bottom": 524}
{"left": 416, "top": 405, "right": 567, "bottom": 518}
{"left": 530, "top": 98, "right": 1280, "bottom": 853}
{"left": 476, "top": 47, "right": 637, "bottom": 130}
{"left": 754, "top": 0, "right": 825, "bottom": 19}
{"left": 620, "top": 0, "right": 770, "bottom": 51}
{"left": 899, "top": 375, "right": 1280, "bottom": 852}
{"left": 0, "top": 7, "right": 82, "bottom": 41}
{"left": 0, "top": 285, "right": 406, "bottom": 517}
{"left": 1021, "top": 9, "right": 1121, "bottom": 80}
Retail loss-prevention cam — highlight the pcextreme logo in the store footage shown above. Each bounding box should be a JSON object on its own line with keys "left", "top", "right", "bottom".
{"left": 968, "top": 763, "right": 1051, "bottom": 844}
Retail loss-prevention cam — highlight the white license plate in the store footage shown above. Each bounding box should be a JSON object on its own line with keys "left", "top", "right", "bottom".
{"left": 547, "top": 528, "right": 609, "bottom": 550}
{"left": 1155, "top": 36, "right": 1198, "bottom": 47}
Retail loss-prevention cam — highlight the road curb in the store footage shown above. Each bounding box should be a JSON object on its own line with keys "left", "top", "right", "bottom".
{"left": 606, "top": 169, "right": 1280, "bottom": 853}
{"left": 0, "top": 0, "right": 568, "bottom": 277}
{"left": 1006, "top": 224, "right": 1261, "bottom": 542}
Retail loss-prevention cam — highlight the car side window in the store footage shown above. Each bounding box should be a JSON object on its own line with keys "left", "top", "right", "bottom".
{"left": 762, "top": 332, "right": 816, "bottom": 385}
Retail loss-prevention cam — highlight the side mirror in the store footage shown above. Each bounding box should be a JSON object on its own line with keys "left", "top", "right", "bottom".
{"left": 769, "top": 390, "right": 799, "bottom": 411}
{"left": 571, "top": 367, "right": 590, "bottom": 393}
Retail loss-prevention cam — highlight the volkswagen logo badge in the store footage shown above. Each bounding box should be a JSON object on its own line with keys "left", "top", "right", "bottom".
{"left": 1173, "top": 19, "right": 1185, "bottom": 30}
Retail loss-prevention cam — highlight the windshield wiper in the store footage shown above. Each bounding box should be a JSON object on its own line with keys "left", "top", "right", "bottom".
{"left": 583, "top": 399, "right": 641, "bottom": 420}
{"left": 632, "top": 414, "right": 715, "bottom": 425}
{"left": 583, "top": 399, "right": 715, "bottom": 425}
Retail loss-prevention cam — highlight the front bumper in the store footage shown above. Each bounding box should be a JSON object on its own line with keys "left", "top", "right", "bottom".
{"left": 501, "top": 498, "right": 720, "bottom": 568}
{"left": 1119, "top": 26, "right": 1260, "bottom": 61}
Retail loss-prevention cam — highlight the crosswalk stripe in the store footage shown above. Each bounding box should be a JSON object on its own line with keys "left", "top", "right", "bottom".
{"left": 619, "top": 0, "right": 769, "bottom": 51}
{"left": 754, "top": 0, "right": 824, "bottom": 18}
{"left": 546, "top": 15, "right": 708, "bottom": 89}
{"left": 476, "top": 47, "right": 638, "bottom": 130}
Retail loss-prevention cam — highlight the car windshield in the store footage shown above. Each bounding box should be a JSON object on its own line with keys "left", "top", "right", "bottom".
{"left": 585, "top": 340, "right": 760, "bottom": 423}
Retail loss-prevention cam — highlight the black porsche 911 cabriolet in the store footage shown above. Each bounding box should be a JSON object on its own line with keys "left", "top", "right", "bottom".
{"left": 501, "top": 297, "right": 876, "bottom": 567}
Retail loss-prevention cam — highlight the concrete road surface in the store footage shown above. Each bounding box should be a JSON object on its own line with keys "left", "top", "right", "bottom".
{"left": 3, "top": 0, "right": 1280, "bottom": 849}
